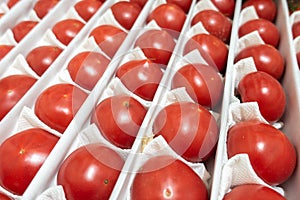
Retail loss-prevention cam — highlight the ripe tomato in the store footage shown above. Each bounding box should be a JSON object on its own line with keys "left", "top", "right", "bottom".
{"left": 239, "top": 18, "right": 280, "bottom": 47}
{"left": 52, "top": 19, "right": 85, "bottom": 46}
{"left": 116, "top": 59, "right": 163, "bottom": 101}
{"left": 0, "top": 193, "right": 13, "bottom": 200}
{"left": 184, "top": 33, "right": 228, "bottom": 73}
{"left": 153, "top": 102, "right": 219, "bottom": 162}
{"left": 111, "top": 1, "right": 142, "bottom": 30}
{"left": 57, "top": 143, "right": 124, "bottom": 200}
{"left": 227, "top": 120, "right": 296, "bottom": 185}
{"left": 35, "top": 83, "right": 88, "bottom": 133}
{"left": 171, "top": 63, "right": 224, "bottom": 108}
{"left": 223, "top": 184, "right": 286, "bottom": 200}
{"left": 147, "top": 3, "right": 186, "bottom": 37}
{"left": 34, "top": 0, "right": 59, "bottom": 19}
{"left": 191, "top": 9, "right": 232, "bottom": 43}
{"left": 130, "top": 0, "right": 146, "bottom": 7}
{"left": 89, "top": 25, "right": 127, "bottom": 58}
{"left": 242, "top": 0, "right": 277, "bottom": 22}
{"left": 26, "top": 45, "right": 63, "bottom": 76}
{"left": 211, "top": 0, "right": 235, "bottom": 18}
{"left": 0, "top": 45, "right": 14, "bottom": 61}
{"left": 74, "top": 0, "right": 102, "bottom": 22}
{"left": 91, "top": 95, "right": 147, "bottom": 149}
{"left": 166, "top": 0, "right": 192, "bottom": 13}
{"left": 134, "top": 29, "right": 176, "bottom": 66}
{"left": 297, "top": 51, "right": 300, "bottom": 69}
{"left": 131, "top": 156, "right": 208, "bottom": 200}
{"left": 0, "top": 128, "right": 59, "bottom": 195}
{"left": 234, "top": 44, "right": 284, "bottom": 80}
{"left": 0, "top": 75, "right": 36, "bottom": 121}
{"left": 238, "top": 71, "right": 286, "bottom": 122}
{"left": 12, "top": 21, "right": 38, "bottom": 43}
{"left": 292, "top": 21, "right": 300, "bottom": 39}
{"left": 7, "top": 0, "right": 20, "bottom": 8}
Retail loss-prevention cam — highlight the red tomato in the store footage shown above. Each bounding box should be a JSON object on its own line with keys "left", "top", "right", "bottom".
{"left": 166, "top": 0, "right": 192, "bottom": 13}
{"left": 239, "top": 18, "right": 280, "bottom": 47}
{"left": 12, "top": 21, "right": 38, "bottom": 43}
{"left": 153, "top": 102, "right": 219, "bottom": 162}
{"left": 67, "top": 51, "right": 110, "bottom": 91}
{"left": 131, "top": 155, "right": 208, "bottom": 200}
{"left": 238, "top": 71, "right": 286, "bottom": 122}
{"left": 191, "top": 9, "right": 232, "bottom": 43}
{"left": 171, "top": 63, "right": 224, "bottom": 108}
{"left": 0, "top": 45, "right": 14, "bottom": 61}
{"left": 211, "top": 0, "right": 235, "bottom": 18}
{"left": 134, "top": 29, "right": 176, "bottom": 66}
{"left": 227, "top": 120, "right": 296, "bottom": 185}
{"left": 7, "top": 0, "right": 20, "bottom": 8}
{"left": 26, "top": 45, "right": 63, "bottom": 76}
{"left": 292, "top": 21, "right": 300, "bottom": 39}
{"left": 34, "top": 0, "right": 59, "bottom": 19}
{"left": 0, "top": 75, "right": 36, "bottom": 121}
{"left": 89, "top": 25, "right": 127, "bottom": 58}
{"left": 35, "top": 84, "right": 88, "bottom": 133}
{"left": 184, "top": 33, "right": 228, "bottom": 73}
{"left": 116, "top": 59, "right": 163, "bottom": 101}
{"left": 0, "top": 128, "right": 59, "bottom": 195}
{"left": 297, "top": 51, "right": 300, "bottom": 69}
{"left": 0, "top": 193, "right": 13, "bottom": 200}
{"left": 147, "top": 3, "right": 186, "bottom": 37}
{"left": 111, "top": 1, "right": 142, "bottom": 30}
{"left": 223, "top": 184, "right": 286, "bottom": 200}
{"left": 74, "top": 0, "right": 102, "bottom": 22}
{"left": 234, "top": 44, "right": 284, "bottom": 80}
{"left": 57, "top": 143, "right": 124, "bottom": 200}
{"left": 130, "top": 0, "right": 147, "bottom": 7}
{"left": 242, "top": 0, "right": 277, "bottom": 22}
{"left": 52, "top": 19, "right": 85, "bottom": 46}
{"left": 91, "top": 95, "right": 147, "bottom": 149}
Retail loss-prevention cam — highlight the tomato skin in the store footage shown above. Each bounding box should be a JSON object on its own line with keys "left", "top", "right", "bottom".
{"left": 242, "top": 0, "right": 277, "bottom": 22}
{"left": 7, "top": 0, "right": 20, "bottom": 8}
{"left": 35, "top": 84, "right": 88, "bottom": 133}
{"left": 134, "top": 29, "right": 176, "bottom": 66}
{"left": 26, "top": 46, "right": 63, "bottom": 76}
{"left": 0, "top": 128, "right": 59, "bottom": 195}
{"left": 223, "top": 184, "right": 286, "bottom": 200}
{"left": 57, "top": 143, "right": 124, "bottom": 200}
{"left": 116, "top": 59, "right": 163, "bottom": 101}
{"left": 12, "top": 21, "right": 38, "bottom": 43}
{"left": 238, "top": 18, "right": 280, "bottom": 47}
{"left": 234, "top": 44, "right": 284, "bottom": 80}
{"left": 131, "top": 156, "right": 208, "bottom": 200}
{"left": 292, "top": 21, "right": 300, "bottom": 39}
{"left": 52, "top": 19, "right": 85, "bottom": 46}
{"left": 0, "top": 75, "right": 36, "bottom": 121}
{"left": 75, "top": 0, "right": 102, "bottom": 22}
{"left": 89, "top": 25, "right": 127, "bottom": 58}
{"left": 130, "top": 0, "right": 147, "bottom": 7}
{"left": 191, "top": 9, "right": 232, "bottom": 43}
{"left": 184, "top": 33, "right": 228, "bottom": 73}
{"left": 297, "top": 51, "right": 300, "bottom": 69}
{"left": 211, "top": 0, "right": 235, "bottom": 18}
{"left": 153, "top": 102, "right": 219, "bottom": 162}
{"left": 0, "top": 45, "right": 14, "bottom": 61}
{"left": 34, "top": 0, "right": 59, "bottom": 19}
{"left": 166, "top": 0, "right": 192, "bottom": 13}
{"left": 227, "top": 120, "right": 296, "bottom": 185}
{"left": 91, "top": 95, "right": 147, "bottom": 149}
{"left": 0, "top": 193, "right": 13, "bottom": 200}
{"left": 111, "top": 1, "right": 142, "bottom": 30}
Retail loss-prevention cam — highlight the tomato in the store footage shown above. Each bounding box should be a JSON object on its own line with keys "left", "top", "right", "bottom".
{"left": 227, "top": 120, "right": 296, "bottom": 185}
{"left": 0, "top": 13, "right": 4, "bottom": 18}
{"left": 211, "top": 0, "right": 235, "bottom": 18}
{"left": 131, "top": 155, "right": 208, "bottom": 200}
{"left": 147, "top": 3, "right": 186, "bottom": 37}
{"left": 34, "top": 0, "right": 59, "bottom": 19}
{"left": 12, "top": 21, "right": 38, "bottom": 43}
{"left": 111, "top": 1, "right": 142, "bottom": 30}
{"left": 166, "top": 0, "right": 192, "bottom": 13}
{"left": 116, "top": 59, "right": 163, "bottom": 101}
{"left": 57, "top": 143, "right": 124, "bottom": 200}
{"left": 35, "top": 84, "right": 88, "bottom": 133}
{"left": 67, "top": 51, "right": 110, "bottom": 91}
{"left": 89, "top": 25, "right": 127, "bottom": 58}
{"left": 153, "top": 102, "right": 218, "bottom": 162}
{"left": 134, "top": 29, "right": 176, "bottom": 66}
{"left": 242, "top": 0, "right": 277, "bottom": 22}
{"left": 0, "top": 45, "right": 14, "bottom": 61}
{"left": 0, "top": 75, "right": 36, "bottom": 121}
{"left": 292, "top": 21, "right": 300, "bottom": 39}
{"left": 184, "top": 33, "right": 228, "bottom": 73}
{"left": 238, "top": 71, "right": 286, "bottom": 122}
{"left": 171, "top": 63, "right": 224, "bottom": 108}
{"left": 0, "top": 128, "right": 59, "bottom": 195}
{"left": 26, "top": 45, "right": 63, "bottom": 76}
{"left": 74, "top": 0, "right": 102, "bottom": 22}
{"left": 191, "top": 9, "right": 232, "bottom": 43}
{"left": 52, "top": 19, "right": 85, "bottom": 46}
{"left": 7, "top": 0, "right": 20, "bottom": 9}
{"left": 91, "top": 95, "right": 147, "bottom": 149}
{"left": 223, "top": 184, "right": 286, "bottom": 200}
{"left": 297, "top": 51, "right": 300, "bottom": 69}
{"left": 235, "top": 44, "right": 284, "bottom": 80}
{"left": 0, "top": 193, "right": 13, "bottom": 200}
